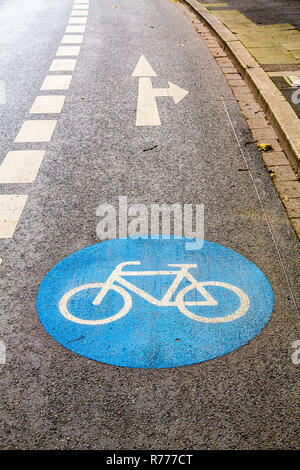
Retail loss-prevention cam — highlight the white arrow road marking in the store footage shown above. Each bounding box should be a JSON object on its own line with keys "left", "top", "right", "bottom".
{"left": 154, "top": 82, "right": 189, "bottom": 104}
{"left": 132, "top": 55, "right": 189, "bottom": 126}
{"left": 132, "top": 55, "right": 157, "bottom": 77}
{"left": 136, "top": 77, "right": 161, "bottom": 126}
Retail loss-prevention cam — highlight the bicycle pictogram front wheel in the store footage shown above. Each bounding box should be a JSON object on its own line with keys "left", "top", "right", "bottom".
{"left": 176, "top": 281, "right": 250, "bottom": 323}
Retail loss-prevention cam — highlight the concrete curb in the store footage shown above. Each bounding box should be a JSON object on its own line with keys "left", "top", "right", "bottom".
{"left": 183, "top": 0, "right": 300, "bottom": 176}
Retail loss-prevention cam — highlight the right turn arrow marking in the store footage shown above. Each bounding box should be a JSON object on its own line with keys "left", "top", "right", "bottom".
{"left": 132, "top": 55, "right": 189, "bottom": 126}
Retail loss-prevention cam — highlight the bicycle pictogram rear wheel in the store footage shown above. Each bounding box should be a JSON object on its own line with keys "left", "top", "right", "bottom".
{"left": 59, "top": 283, "right": 132, "bottom": 325}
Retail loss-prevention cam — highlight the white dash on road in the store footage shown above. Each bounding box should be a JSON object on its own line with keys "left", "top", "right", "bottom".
{"left": 56, "top": 45, "right": 81, "bottom": 56}
{"left": 0, "top": 81, "right": 5, "bottom": 105}
{"left": 68, "top": 17, "right": 87, "bottom": 24}
{"left": 15, "top": 120, "right": 57, "bottom": 142}
{"left": 41, "top": 75, "right": 72, "bottom": 90}
{"left": 72, "top": 4, "right": 89, "bottom": 9}
{"left": 30, "top": 95, "right": 65, "bottom": 114}
{"left": 0, "top": 340, "right": 6, "bottom": 365}
{"left": 65, "top": 25, "right": 86, "bottom": 33}
{"left": 49, "top": 59, "right": 77, "bottom": 71}
{"left": 0, "top": 195, "right": 28, "bottom": 238}
{"left": 61, "top": 35, "right": 83, "bottom": 44}
{"left": 0, "top": 151, "right": 45, "bottom": 183}
{"left": 70, "top": 10, "right": 88, "bottom": 16}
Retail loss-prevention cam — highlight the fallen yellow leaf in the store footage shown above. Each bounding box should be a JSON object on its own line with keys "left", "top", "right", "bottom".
{"left": 258, "top": 143, "right": 273, "bottom": 152}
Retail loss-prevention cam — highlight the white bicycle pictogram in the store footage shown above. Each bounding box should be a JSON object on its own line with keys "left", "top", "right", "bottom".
{"left": 59, "top": 261, "right": 250, "bottom": 325}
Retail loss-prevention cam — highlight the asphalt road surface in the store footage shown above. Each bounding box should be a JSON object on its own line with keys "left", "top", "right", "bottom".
{"left": 0, "top": 0, "right": 299, "bottom": 450}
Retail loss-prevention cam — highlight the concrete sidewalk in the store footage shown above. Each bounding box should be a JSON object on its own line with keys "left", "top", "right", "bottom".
{"left": 182, "top": 0, "right": 300, "bottom": 239}
{"left": 202, "top": 0, "right": 300, "bottom": 118}
{"left": 202, "top": 1, "right": 300, "bottom": 66}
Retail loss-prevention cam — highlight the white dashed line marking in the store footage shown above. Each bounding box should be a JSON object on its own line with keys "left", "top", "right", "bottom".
{"left": 30, "top": 95, "right": 66, "bottom": 114}
{"left": 0, "top": 151, "right": 45, "bottom": 183}
{"left": 71, "top": 11, "right": 88, "bottom": 16}
{"left": 14, "top": 120, "right": 57, "bottom": 143}
{"left": 0, "top": 1, "right": 89, "bottom": 238}
{"left": 61, "top": 35, "right": 83, "bottom": 44}
{"left": 65, "top": 25, "right": 86, "bottom": 33}
{"left": 0, "top": 195, "right": 28, "bottom": 238}
{"left": 56, "top": 45, "right": 81, "bottom": 56}
{"left": 0, "top": 81, "right": 5, "bottom": 105}
{"left": 49, "top": 59, "right": 77, "bottom": 71}
{"left": 0, "top": 340, "right": 6, "bottom": 365}
{"left": 68, "top": 17, "right": 87, "bottom": 24}
{"left": 41, "top": 75, "right": 72, "bottom": 90}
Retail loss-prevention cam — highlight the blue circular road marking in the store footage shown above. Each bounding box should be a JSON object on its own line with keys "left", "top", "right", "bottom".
{"left": 36, "top": 238, "right": 274, "bottom": 368}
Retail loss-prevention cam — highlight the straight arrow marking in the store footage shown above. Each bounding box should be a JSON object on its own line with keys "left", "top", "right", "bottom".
{"left": 136, "top": 77, "right": 161, "bottom": 126}
{"left": 132, "top": 55, "right": 189, "bottom": 126}
{"left": 132, "top": 55, "right": 157, "bottom": 77}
